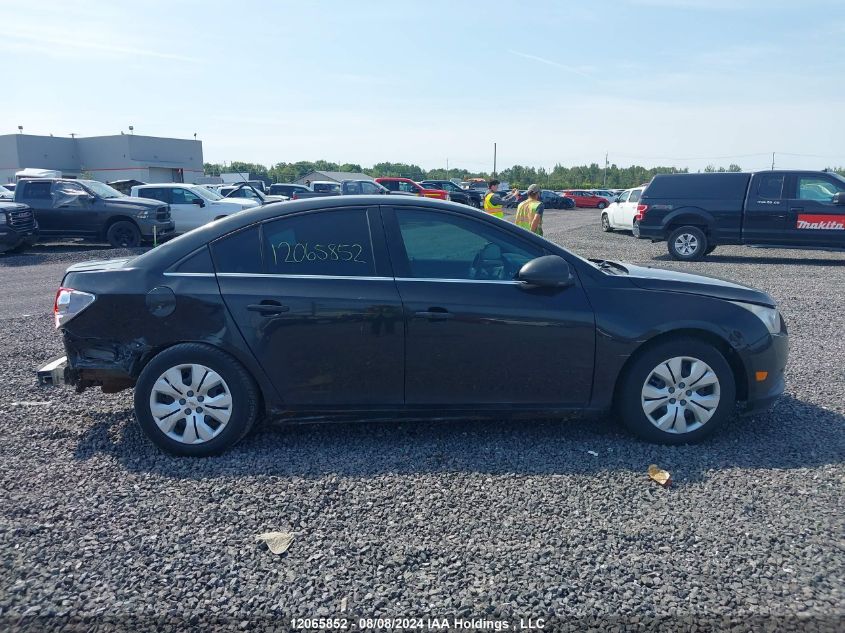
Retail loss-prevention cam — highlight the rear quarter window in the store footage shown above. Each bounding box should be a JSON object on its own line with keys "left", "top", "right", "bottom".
{"left": 211, "top": 226, "right": 263, "bottom": 274}
{"left": 645, "top": 174, "right": 750, "bottom": 200}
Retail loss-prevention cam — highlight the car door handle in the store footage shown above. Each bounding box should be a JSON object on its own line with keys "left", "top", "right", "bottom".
{"left": 414, "top": 308, "right": 453, "bottom": 321}
{"left": 247, "top": 301, "right": 289, "bottom": 315}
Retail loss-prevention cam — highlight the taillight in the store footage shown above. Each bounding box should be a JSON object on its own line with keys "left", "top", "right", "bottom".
{"left": 635, "top": 203, "right": 649, "bottom": 221}
{"left": 54, "top": 287, "right": 96, "bottom": 328}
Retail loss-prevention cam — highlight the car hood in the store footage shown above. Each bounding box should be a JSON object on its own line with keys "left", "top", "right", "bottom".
{"left": 622, "top": 263, "right": 775, "bottom": 306}
{"left": 107, "top": 197, "right": 161, "bottom": 210}
{"left": 214, "top": 199, "right": 258, "bottom": 209}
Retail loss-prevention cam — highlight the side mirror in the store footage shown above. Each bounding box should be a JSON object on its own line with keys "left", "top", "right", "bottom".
{"left": 86, "top": 194, "right": 97, "bottom": 203}
{"left": 192, "top": 198, "right": 205, "bottom": 207}
{"left": 833, "top": 192, "right": 845, "bottom": 206}
{"left": 517, "top": 255, "right": 574, "bottom": 288}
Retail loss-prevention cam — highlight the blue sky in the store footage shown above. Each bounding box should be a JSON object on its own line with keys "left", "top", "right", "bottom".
{"left": 3, "top": 0, "right": 843, "bottom": 172}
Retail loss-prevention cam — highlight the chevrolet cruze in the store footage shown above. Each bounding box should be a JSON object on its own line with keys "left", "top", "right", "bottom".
{"left": 40, "top": 196, "right": 788, "bottom": 456}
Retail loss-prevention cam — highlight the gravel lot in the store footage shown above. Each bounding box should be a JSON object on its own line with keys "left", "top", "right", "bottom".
{"left": 0, "top": 209, "right": 842, "bottom": 631}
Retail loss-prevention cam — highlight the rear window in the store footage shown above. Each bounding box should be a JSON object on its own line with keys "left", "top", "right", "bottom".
{"left": 23, "top": 181, "right": 53, "bottom": 199}
{"left": 645, "top": 173, "right": 750, "bottom": 200}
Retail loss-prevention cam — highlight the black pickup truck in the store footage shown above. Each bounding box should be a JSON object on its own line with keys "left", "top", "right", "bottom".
{"left": 15, "top": 178, "right": 174, "bottom": 248}
{"left": 635, "top": 170, "right": 845, "bottom": 260}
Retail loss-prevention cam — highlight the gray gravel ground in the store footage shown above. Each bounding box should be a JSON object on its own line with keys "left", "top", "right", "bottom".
{"left": 0, "top": 212, "right": 843, "bottom": 631}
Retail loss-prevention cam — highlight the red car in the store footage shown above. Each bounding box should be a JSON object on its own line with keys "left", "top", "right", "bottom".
{"left": 375, "top": 177, "right": 449, "bottom": 201}
{"left": 562, "top": 190, "right": 610, "bottom": 209}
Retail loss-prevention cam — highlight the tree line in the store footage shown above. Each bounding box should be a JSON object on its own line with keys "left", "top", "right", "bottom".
{"left": 203, "top": 160, "right": 844, "bottom": 190}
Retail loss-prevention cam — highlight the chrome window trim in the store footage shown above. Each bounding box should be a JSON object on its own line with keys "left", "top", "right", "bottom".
{"left": 216, "top": 273, "right": 393, "bottom": 281}
{"left": 395, "top": 277, "right": 521, "bottom": 285}
{"left": 165, "top": 272, "right": 521, "bottom": 284}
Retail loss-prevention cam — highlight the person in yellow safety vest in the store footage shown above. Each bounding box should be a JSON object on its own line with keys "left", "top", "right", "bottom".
{"left": 515, "top": 184, "right": 545, "bottom": 235}
{"left": 483, "top": 179, "right": 505, "bottom": 218}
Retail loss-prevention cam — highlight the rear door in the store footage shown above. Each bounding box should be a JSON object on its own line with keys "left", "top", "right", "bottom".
{"left": 17, "top": 180, "right": 58, "bottom": 233}
{"left": 621, "top": 188, "right": 642, "bottom": 229}
{"left": 785, "top": 173, "right": 845, "bottom": 248}
{"left": 742, "top": 172, "right": 790, "bottom": 244}
{"left": 213, "top": 206, "right": 405, "bottom": 407}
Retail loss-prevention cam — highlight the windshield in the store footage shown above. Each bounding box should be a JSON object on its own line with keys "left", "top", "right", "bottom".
{"left": 194, "top": 186, "right": 223, "bottom": 201}
{"left": 82, "top": 180, "right": 124, "bottom": 198}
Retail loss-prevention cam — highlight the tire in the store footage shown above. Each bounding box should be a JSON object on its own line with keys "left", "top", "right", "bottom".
{"left": 617, "top": 337, "right": 736, "bottom": 444}
{"left": 134, "top": 343, "right": 260, "bottom": 456}
{"left": 667, "top": 225, "right": 708, "bottom": 261}
{"left": 601, "top": 213, "right": 613, "bottom": 232}
{"left": 597, "top": 201, "right": 607, "bottom": 210}
{"left": 106, "top": 221, "right": 141, "bottom": 248}
{"left": 705, "top": 244, "right": 717, "bottom": 255}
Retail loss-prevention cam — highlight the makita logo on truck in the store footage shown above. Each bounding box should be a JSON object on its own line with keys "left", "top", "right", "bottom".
{"left": 796, "top": 215, "right": 845, "bottom": 230}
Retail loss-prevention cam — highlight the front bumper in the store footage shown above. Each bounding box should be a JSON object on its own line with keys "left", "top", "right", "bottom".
{"left": 738, "top": 332, "right": 789, "bottom": 415}
{"left": 0, "top": 224, "right": 38, "bottom": 251}
{"left": 139, "top": 219, "right": 175, "bottom": 240}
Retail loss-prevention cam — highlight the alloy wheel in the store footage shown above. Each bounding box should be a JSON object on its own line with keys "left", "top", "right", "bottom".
{"left": 640, "top": 356, "right": 721, "bottom": 434}
{"left": 674, "top": 233, "right": 699, "bottom": 256}
{"left": 148, "top": 363, "right": 233, "bottom": 444}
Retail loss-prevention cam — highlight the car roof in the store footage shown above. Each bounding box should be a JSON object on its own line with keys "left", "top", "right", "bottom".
{"left": 135, "top": 183, "right": 197, "bottom": 188}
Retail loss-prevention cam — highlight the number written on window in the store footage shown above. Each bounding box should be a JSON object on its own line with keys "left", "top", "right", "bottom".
{"left": 272, "top": 242, "right": 367, "bottom": 264}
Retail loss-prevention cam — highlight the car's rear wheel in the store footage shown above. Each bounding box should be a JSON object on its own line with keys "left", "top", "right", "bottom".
{"left": 597, "top": 201, "right": 607, "bottom": 209}
{"left": 667, "top": 226, "right": 708, "bottom": 261}
{"left": 134, "top": 343, "right": 259, "bottom": 456}
{"left": 106, "top": 221, "right": 141, "bottom": 248}
{"left": 601, "top": 213, "right": 613, "bottom": 232}
{"left": 617, "top": 338, "right": 736, "bottom": 444}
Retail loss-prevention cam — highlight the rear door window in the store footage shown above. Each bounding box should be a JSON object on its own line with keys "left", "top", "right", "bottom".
{"left": 262, "top": 209, "right": 376, "bottom": 277}
{"left": 628, "top": 189, "right": 642, "bottom": 203}
{"left": 756, "top": 174, "right": 785, "bottom": 199}
{"left": 211, "top": 226, "right": 263, "bottom": 274}
{"left": 138, "top": 187, "right": 170, "bottom": 203}
{"left": 23, "top": 181, "right": 53, "bottom": 199}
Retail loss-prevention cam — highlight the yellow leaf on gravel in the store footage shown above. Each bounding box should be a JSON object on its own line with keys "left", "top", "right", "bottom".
{"left": 257, "top": 531, "right": 294, "bottom": 555}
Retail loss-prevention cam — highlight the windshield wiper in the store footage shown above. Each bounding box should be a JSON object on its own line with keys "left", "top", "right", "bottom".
{"left": 591, "top": 259, "right": 628, "bottom": 275}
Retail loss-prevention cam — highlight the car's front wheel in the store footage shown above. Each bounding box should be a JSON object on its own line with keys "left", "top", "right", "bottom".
{"left": 617, "top": 338, "right": 736, "bottom": 444}
{"left": 134, "top": 343, "right": 259, "bottom": 456}
{"left": 106, "top": 221, "right": 141, "bottom": 248}
{"left": 601, "top": 213, "right": 613, "bottom": 232}
{"left": 667, "top": 225, "right": 708, "bottom": 261}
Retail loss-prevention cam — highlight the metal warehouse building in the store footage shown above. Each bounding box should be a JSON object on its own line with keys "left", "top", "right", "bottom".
{"left": 0, "top": 133, "right": 203, "bottom": 185}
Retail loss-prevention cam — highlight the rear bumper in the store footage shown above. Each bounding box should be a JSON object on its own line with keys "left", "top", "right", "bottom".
{"left": 634, "top": 222, "right": 663, "bottom": 241}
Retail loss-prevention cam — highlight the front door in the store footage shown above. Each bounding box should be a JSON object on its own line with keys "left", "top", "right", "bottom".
{"left": 785, "top": 173, "right": 845, "bottom": 248}
{"left": 383, "top": 206, "right": 595, "bottom": 407}
{"left": 742, "top": 172, "right": 790, "bottom": 244}
{"left": 170, "top": 187, "right": 208, "bottom": 232}
{"left": 212, "top": 206, "right": 405, "bottom": 408}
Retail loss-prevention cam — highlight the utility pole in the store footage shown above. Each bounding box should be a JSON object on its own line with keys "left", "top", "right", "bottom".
{"left": 493, "top": 142, "right": 497, "bottom": 177}
{"left": 604, "top": 152, "right": 609, "bottom": 187}
{"left": 446, "top": 157, "right": 449, "bottom": 181}
{"left": 771, "top": 152, "right": 775, "bottom": 170}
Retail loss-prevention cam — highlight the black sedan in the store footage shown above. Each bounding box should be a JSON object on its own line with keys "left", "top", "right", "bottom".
{"left": 540, "top": 190, "right": 575, "bottom": 209}
{"left": 41, "top": 196, "right": 788, "bottom": 455}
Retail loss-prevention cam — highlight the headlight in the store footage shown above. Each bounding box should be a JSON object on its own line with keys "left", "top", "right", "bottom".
{"left": 135, "top": 209, "right": 151, "bottom": 219}
{"left": 730, "top": 301, "right": 782, "bottom": 334}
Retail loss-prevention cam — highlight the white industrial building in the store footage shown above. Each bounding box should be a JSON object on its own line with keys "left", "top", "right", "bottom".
{"left": 0, "top": 133, "right": 204, "bottom": 185}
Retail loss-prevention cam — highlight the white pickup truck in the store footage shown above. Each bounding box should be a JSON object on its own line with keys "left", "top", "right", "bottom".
{"left": 130, "top": 183, "right": 259, "bottom": 234}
